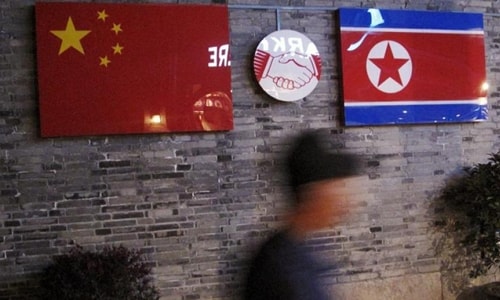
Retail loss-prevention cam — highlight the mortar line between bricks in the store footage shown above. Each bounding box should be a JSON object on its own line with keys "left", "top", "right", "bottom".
{"left": 228, "top": 4, "right": 337, "bottom": 31}
{"left": 229, "top": 5, "right": 500, "bottom": 18}
{"left": 228, "top": 4, "right": 338, "bottom": 11}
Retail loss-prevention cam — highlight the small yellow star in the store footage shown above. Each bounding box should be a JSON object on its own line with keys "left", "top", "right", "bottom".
{"left": 99, "top": 56, "right": 111, "bottom": 67}
{"left": 50, "top": 17, "right": 91, "bottom": 55}
{"left": 97, "top": 10, "right": 109, "bottom": 22}
{"left": 111, "top": 23, "right": 122, "bottom": 35}
{"left": 112, "top": 43, "right": 124, "bottom": 54}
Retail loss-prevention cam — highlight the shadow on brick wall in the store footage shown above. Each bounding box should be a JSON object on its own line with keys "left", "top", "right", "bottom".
{"left": 0, "top": 274, "right": 41, "bottom": 300}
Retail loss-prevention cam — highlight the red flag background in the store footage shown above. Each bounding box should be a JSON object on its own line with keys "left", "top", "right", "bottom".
{"left": 36, "top": 2, "right": 232, "bottom": 137}
{"left": 340, "top": 31, "right": 487, "bottom": 102}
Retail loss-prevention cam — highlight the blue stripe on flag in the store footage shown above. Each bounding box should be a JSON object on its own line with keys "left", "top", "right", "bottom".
{"left": 344, "top": 103, "right": 488, "bottom": 126}
{"left": 339, "top": 8, "right": 483, "bottom": 31}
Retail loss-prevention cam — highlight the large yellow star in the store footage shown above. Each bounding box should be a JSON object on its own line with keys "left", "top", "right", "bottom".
{"left": 50, "top": 17, "right": 91, "bottom": 55}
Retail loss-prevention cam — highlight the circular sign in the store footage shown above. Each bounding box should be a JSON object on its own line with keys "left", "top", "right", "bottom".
{"left": 366, "top": 40, "right": 412, "bottom": 94}
{"left": 253, "top": 30, "right": 322, "bottom": 102}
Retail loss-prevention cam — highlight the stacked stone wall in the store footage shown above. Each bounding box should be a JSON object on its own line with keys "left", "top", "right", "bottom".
{"left": 1, "top": 0, "right": 500, "bottom": 299}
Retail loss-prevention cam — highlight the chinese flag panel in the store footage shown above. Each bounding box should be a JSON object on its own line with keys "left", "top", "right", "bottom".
{"left": 338, "top": 8, "right": 487, "bottom": 126}
{"left": 36, "top": 2, "right": 232, "bottom": 137}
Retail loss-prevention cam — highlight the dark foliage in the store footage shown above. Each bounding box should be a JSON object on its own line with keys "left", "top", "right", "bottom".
{"left": 438, "top": 151, "right": 500, "bottom": 278}
{"left": 39, "top": 245, "right": 159, "bottom": 300}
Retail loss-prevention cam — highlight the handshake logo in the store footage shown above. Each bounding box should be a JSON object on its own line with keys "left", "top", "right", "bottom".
{"left": 254, "top": 30, "right": 322, "bottom": 102}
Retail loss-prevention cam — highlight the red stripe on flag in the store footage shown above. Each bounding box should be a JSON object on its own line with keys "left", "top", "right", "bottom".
{"left": 340, "top": 31, "right": 486, "bottom": 102}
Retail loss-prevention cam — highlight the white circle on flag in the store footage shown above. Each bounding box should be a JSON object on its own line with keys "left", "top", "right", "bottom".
{"left": 366, "top": 40, "right": 412, "bottom": 94}
{"left": 253, "top": 30, "right": 322, "bottom": 102}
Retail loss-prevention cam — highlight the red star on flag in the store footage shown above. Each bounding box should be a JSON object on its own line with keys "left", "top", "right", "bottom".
{"left": 369, "top": 43, "right": 409, "bottom": 86}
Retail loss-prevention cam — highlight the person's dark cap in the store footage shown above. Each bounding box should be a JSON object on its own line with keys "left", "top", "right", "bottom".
{"left": 286, "top": 130, "right": 362, "bottom": 192}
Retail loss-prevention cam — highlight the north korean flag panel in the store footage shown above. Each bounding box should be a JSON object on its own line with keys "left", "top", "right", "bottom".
{"left": 36, "top": 2, "right": 232, "bottom": 137}
{"left": 338, "top": 8, "right": 488, "bottom": 126}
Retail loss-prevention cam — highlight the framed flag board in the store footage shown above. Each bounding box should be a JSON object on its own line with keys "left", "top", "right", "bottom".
{"left": 338, "top": 8, "right": 488, "bottom": 126}
{"left": 35, "top": 2, "right": 233, "bottom": 137}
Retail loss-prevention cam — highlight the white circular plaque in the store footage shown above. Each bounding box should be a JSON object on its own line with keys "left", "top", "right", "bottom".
{"left": 253, "top": 30, "right": 322, "bottom": 102}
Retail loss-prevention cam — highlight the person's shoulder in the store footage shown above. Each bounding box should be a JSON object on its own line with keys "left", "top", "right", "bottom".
{"left": 244, "top": 232, "right": 283, "bottom": 298}
{"left": 259, "top": 230, "right": 292, "bottom": 249}
{"left": 250, "top": 231, "right": 298, "bottom": 263}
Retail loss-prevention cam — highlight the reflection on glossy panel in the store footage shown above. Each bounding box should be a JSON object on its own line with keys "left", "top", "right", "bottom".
{"left": 193, "top": 92, "right": 232, "bottom": 131}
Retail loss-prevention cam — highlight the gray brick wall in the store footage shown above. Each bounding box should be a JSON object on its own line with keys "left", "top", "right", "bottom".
{"left": 1, "top": 0, "right": 499, "bottom": 299}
